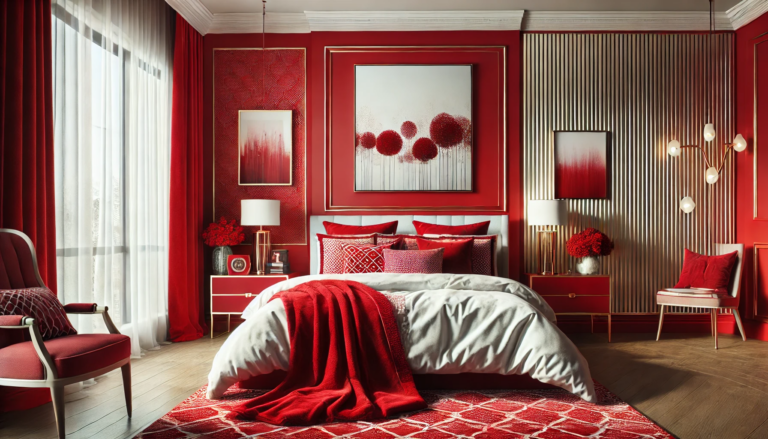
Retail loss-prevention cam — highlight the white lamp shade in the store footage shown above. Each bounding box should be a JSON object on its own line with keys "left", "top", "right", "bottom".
{"left": 241, "top": 199, "right": 280, "bottom": 226}
{"left": 528, "top": 200, "right": 568, "bottom": 226}
{"left": 733, "top": 134, "right": 747, "bottom": 152}
{"left": 703, "top": 123, "right": 716, "bottom": 142}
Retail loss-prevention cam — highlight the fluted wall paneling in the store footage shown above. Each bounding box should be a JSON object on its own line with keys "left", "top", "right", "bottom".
{"left": 523, "top": 33, "right": 734, "bottom": 314}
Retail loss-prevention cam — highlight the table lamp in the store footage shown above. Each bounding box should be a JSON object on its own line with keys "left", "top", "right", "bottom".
{"left": 241, "top": 199, "right": 280, "bottom": 275}
{"left": 529, "top": 199, "right": 567, "bottom": 275}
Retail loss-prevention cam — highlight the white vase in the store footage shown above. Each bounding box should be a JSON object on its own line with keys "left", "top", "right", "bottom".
{"left": 576, "top": 256, "right": 600, "bottom": 275}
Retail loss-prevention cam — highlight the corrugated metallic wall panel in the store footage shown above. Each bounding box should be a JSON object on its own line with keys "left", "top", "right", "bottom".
{"left": 523, "top": 33, "right": 734, "bottom": 314}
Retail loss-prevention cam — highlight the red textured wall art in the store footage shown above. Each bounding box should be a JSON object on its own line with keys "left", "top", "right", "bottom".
{"left": 554, "top": 131, "right": 609, "bottom": 199}
{"left": 354, "top": 65, "right": 472, "bottom": 192}
{"left": 238, "top": 110, "right": 292, "bottom": 185}
{"left": 213, "top": 48, "right": 306, "bottom": 245}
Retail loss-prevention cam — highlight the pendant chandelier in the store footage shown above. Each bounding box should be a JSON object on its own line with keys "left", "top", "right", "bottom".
{"left": 667, "top": 0, "right": 747, "bottom": 213}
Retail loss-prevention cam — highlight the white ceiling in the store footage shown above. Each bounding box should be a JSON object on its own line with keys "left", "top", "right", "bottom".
{"left": 199, "top": 0, "right": 742, "bottom": 14}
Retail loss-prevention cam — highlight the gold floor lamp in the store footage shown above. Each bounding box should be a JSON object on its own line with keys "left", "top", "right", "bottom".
{"left": 241, "top": 199, "right": 280, "bottom": 275}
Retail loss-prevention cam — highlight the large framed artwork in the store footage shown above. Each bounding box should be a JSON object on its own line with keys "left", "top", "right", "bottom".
{"left": 554, "top": 131, "right": 609, "bottom": 199}
{"left": 754, "top": 35, "right": 768, "bottom": 219}
{"left": 325, "top": 46, "right": 507, "bottom": 211}
{"left": 354, "top": 65, "right": 472, "bottom": 192}
{"left": 238, "top": 110, "right": 292, "bottom": 186}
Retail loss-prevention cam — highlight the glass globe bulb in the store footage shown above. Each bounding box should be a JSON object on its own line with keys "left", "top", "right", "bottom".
{"left": 668, "top": 140, "right": 681, "bottom": 157}
{"left": 705, "top": 166, "right": 719, "bottom": 184}
{"left": 680, "top": 196, "right": 696, "bottom": 213}
{"left": 703, "top": 123, "right": 716, "bottom": 142}
{"left": 733, "top": 134, "right": 747, "bottom": 152}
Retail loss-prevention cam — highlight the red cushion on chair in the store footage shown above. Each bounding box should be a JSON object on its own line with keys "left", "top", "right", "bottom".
{"left": 0, "top": 232, "right": 43, "bottom": 289}
{"left": 416, "top": 237, "right": 474, "bottom": 274}
{"left": 63, "top": 303, "right": 98, "bottom": 313}
{"left": 0, "top": 333, "right": 130, "bottom": 380}
{"left": 674, "top": 249, "right": 709, "bottom": 288}
{"left": 0, "top": 287, "right": 77, "bottom": 340}
{"left": 323, "top": 221, "right": 398, "bottom": 235}
{"left": 413, "top": 220, "right": 490, "bottom": 236}
{"left": 692, "top": 251, "right": 738, "bottom": 290}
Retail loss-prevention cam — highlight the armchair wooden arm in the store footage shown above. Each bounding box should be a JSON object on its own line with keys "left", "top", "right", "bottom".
{"left": 63, "top": 304, "right": 121, "bottom": 335}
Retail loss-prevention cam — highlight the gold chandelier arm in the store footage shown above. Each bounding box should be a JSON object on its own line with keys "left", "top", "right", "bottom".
{"left": 715, "top": 144, "right": 734, "bottom": 175}
{"left": 679, "top": 144, "right": 713, "bottom": 169}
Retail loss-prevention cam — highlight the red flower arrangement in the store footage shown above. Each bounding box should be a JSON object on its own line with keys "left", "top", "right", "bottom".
{"left": 202, "top": 217, "right": 245, "bottom": 247}
{"left": 566, "top": 228, "right": 614, "bottom": 258}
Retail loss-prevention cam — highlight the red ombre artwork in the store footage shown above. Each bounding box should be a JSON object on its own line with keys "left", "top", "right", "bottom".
{"left": 238, "top": 110, "right": 292, "bottom": 185}
{"left": 554, "top": 131, "right": 609, "bottom": 199}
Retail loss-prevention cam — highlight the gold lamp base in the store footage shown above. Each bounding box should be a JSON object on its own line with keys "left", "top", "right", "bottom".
{"left": 536, "top": 230, "right": 558, "bottom": 275}
{"left": 253, "top": 229, "right": 271, "bottom": 275}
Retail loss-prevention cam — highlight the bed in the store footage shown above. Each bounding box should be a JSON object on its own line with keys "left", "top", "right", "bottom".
{"left": 206, "top": 215, "right": 597, "bottom": 403}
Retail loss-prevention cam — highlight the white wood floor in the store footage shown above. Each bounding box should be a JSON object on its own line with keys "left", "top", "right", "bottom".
{"left": 2, "top": 332, "right": 768, "bottom": 438}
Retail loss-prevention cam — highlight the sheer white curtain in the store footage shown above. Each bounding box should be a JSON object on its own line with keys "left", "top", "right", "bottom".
{"left": 52, "top": 0, "right": 174, "bottom": 356}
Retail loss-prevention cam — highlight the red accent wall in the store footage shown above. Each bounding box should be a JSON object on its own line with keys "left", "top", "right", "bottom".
{"left": 204, "top": 31, "right": 523, "bottom": 281}
{"left": 734, "top": 11, "right": 768, "bottom": 342}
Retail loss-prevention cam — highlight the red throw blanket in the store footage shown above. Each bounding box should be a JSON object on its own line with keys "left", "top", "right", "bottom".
{"left": 227, "top": 280, "right": 426, "bottom": 424}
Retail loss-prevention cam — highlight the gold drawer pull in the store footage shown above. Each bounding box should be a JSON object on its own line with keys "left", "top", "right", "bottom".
{"left": 245, "top": 293, "right": 253, "bottom": 298}
{"left": 568, "top": 293, "right": 576, "bottom": 299}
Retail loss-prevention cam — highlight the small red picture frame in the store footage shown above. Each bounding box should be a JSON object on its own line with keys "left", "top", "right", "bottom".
{"left": 227, "top": 255, "right": 251, "bottom": 276}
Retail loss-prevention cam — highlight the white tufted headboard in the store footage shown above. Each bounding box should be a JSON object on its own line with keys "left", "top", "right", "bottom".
{"left": 309, "top": 215, "right": 509, "bottom": 278}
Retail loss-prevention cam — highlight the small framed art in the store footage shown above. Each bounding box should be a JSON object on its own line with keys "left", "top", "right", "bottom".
{"left": 554, "top": 131, "right": 609, "bottom": 199}
{"left": 239, "top": 110, "right": 292, "bottom": 186}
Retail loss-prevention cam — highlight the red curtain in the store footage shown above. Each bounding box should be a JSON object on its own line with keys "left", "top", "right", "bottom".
{"left": 168, "top": 15, "right": 206, "bottom": 342}
{"left": 0, "top": 0, "right": 57, "bottom": 412}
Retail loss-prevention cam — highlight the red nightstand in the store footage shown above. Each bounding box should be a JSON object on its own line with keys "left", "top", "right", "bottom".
{"left": 527, "top": 274, "right": 611, "bottom": 342}
{"left": 210, "top": 273, "right": 299, "bottom": 338}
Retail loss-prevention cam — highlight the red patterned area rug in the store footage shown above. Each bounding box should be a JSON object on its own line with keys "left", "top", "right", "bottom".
{"left": 136, "top": 383, "right": 673, "bottom": 438}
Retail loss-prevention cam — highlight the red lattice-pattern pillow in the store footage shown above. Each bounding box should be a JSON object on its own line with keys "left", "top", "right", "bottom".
{"left": 342, "top": 241, "right": 399, "bottom": 274}
{"left": 383, "top": 248, "right": 444, "bottom": 274}
{"left": 317, "top": 234, "right": 376, "bottom": 274}
{"left": 377, "top": 234, "right": 497, "bottom": 276}
{"left": 0, "top": 287, "right": 77, "bottom": 340}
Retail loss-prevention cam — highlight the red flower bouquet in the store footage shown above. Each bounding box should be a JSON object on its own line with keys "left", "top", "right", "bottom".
{"left": 203, "top": 217, "right": 245, "bottom": 247}
{"left": 566, "top": 228, "right": 614, "bottom": 258}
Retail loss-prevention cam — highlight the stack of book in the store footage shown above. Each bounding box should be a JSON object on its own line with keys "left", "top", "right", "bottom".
{"left": 267, "top": 262, "right": 290, "bottom": 274}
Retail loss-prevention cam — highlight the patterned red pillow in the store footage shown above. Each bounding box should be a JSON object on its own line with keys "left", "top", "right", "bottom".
{"left": 317, "top": 234, "right": 376, "bottom": 274}
{"left": 383, "top": 248, "right": 444, "bottom": 274}
{"left": 342, "top": 241, "right": 399, "bottom": 274}
{"left": 0, "top": 287, "right": 77, "bottom": 340}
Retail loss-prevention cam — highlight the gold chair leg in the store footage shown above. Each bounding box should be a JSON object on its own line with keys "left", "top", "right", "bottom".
{"left": 712, "top": 309, "right": 718, "bottom": 350}
{"left": 656, "top": 305, "right": 665, "bottom": 341}
{"left": 733, "top": 309, "right": 747, "bottom": 341}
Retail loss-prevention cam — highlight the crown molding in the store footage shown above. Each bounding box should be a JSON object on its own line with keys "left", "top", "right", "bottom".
{"left": 304, "top": 10, "right": 525, "bottom": 32}
{"left": 208, "top": 13, "right": 310, "bottom": 34}
{"left": 523, "top": 11, "right": 733, "bottom": 31}
{"left": 165, "top": 0, "right": 213, "bottom": 35}
{"left": 726, "top": 0, "right": 768, "bottom": 30}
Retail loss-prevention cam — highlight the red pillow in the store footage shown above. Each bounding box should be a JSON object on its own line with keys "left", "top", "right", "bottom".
{"left": 0, "top": 287, "right": 77, "bottom": 340}
{"left": 416, "top": 237, "right": 474, "bottom": 274}
{"left": 674, "top": 249, "right": 738, "bottom": 289}
{"left": 413, "top": 220, "right": 490, "bottom": 236}
{"left": 324, "top": 221, "right": 398, "bottom": 235}
{"left": 317, "top": 234, "right": 376, "bottom": 274}
{"left": 383, "top": 248, "right": 444, "bottom": 274}
{"left": 342, "top": 241, "right": 399, "bottom": 274}
{"left": 692, "top": 251, "right": 738, "bottom": 290}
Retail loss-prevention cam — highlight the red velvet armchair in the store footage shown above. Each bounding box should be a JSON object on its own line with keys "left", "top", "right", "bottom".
{"left": 0, "top": 229, "right": 131, "bottom": 438}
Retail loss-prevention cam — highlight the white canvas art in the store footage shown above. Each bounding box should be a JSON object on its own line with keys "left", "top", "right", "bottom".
{"left": 355, "top": 65, "right": 472, "bottom": 191}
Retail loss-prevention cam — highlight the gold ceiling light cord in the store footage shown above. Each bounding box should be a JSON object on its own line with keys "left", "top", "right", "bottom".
{"left": 668, "top": 0, "right": 747, "bottom": 214}
{"left": 262, "top": 0, "right": 266, "bottom": 107}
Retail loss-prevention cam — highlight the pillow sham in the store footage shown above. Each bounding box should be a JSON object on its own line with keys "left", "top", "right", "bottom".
{"left": 383, "top": 248, "right": 444, "bottom": 274}
{"left": 323, "top": 221, "right": 398, "bottom": 235}
{"left": 342, "top": 241, "right": 400, "bottom": 274}
{"left": 416, "top": 237, "right": 474, "bottom": 274}
{"left": 0, "top": 287, "right": 77, "bottom": 340}
{"left": 378, "top": 234, "right": 497, "bottom": 276}
{"left": 413, "top": 220, "right": 490, "bottom": 236}
{"left": 317, "top": 233, "right": 376, "bottom": 274}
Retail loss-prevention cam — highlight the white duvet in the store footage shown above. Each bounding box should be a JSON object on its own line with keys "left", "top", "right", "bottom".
{"left": 207, "top": 273, "right": 597, "bottom": 402}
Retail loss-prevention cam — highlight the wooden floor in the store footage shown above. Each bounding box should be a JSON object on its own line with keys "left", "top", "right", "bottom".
{"left": 1, "top": 332, "right": 767, "bottom": 438}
